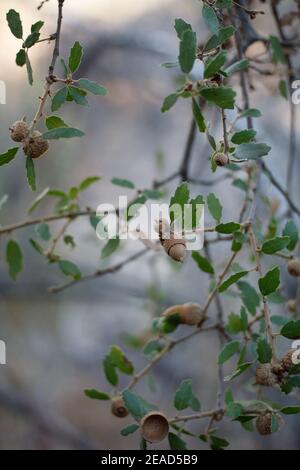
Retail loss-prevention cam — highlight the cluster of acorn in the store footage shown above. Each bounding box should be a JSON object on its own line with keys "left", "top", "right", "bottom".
{"left": 256, "top": 349, "right": 300, "bottom": 388}
{"left": 111, "top": 397, "right": 169, "bottom": 443}
{"left": 9, "top": 119, "right": 49, "bottom": 159}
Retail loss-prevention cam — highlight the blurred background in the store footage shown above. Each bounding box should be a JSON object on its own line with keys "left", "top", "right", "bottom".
{"left": 0, "top": 0, "right": 300, "bottom": 450}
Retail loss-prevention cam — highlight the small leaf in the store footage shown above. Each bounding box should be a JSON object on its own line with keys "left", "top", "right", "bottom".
{"left": 216, "top": 222, "right": 240, "bottom": 234}
{"left": 23, "top": 31, "right": 40, "bottom": 48}
{"left": 84, "top": 389, "right": 110, "bottom": 400}
{"left": 51, "top": 87, "right": 68, "bottom": 112}
{"left": 111, "top": 178, "right": 135, "bottom": 189}
{"left": 58, "top": 260, "right": 81, "bottom": 280}
{"left": 174, "top": 379, "right": 201, "bottom": 411}
{"left": 238, "top": 281, "right": 260, "bottom": 315}
{"left": 25, "top": 54, "right": 33, "bottom": 86}
{"left": 224, "top": 59, "right": 249, "bottom": 76}
{"left": 200, "top": 86, "right": 236, "bottom": 109}
{"left": 168, "top": 433, "right": 187, "bottom": 450}
{"left": 204, "top": 50, "right": 227, "bottom": 79}
{"left": 0, "top": 147, "right": 19, "bottom": 166}
{"left": 204, "top": 26, "right": 235, "bottom": 51}
{"left": 28, "top": 187, "right": 50, "bottom": 213}
{"left": 219, "top": 271, "right": 248, "bottom": 293}
{"left": 179, "top": 29, "right": 197, "bottom": 73}
{"left": 6, "top": 9, "right": 23, "bottom": 39}
{"left": 282, "top": 220, "right": 298, "bottom": 251}
{"left": 192, "top": 98, "right": 206, "bottom": 132}
{"left": 207, "top": 193, "right": 222, "bottom": 222}
{"left": 16, "top": 49, "right": 26, "bottom": 66}
{"left": 29, "top": 238, "right": 44, "bottom": 255}
{"left": 79, "top": 176, "right": 101, "bottom": 191}
{"left": 161, "top": 93, "right": 178, "bottom": 113}
{"left": 280, "top": 406, "right": 300, "bottom": 415}
{"left": 235, "top": 143, "right": 271, "bottom": 160}
{"left": 103, "top": 355, "right": 118, "bottom": 386}
{"left": 31, "top": 21, "right": 44, "bottom": 33}
{"left": 281, "top": 321, "right": 300, "bottom": 340}
{"left": 174, "top": 18, "right": 192, "bottom": 39}
{"left": 202, "top": 4, "right": 219, "bottom": 33}
{"left": 77, "top": 78, "right": 107, "bottom": 96}
{"left": 269, "top": 35, "right": 286, "bottom": 64}
{"left": 26, "top": 157, "right": 36, "bottom": 192}
{"left": 68, "top": 86, "right": 89, "bottom": 106}
{"left": 45, "top": 116, "right": 69, "bottom": 130}
{"left": 278, "top": 79, "right": 288, "bottom": 100}
{"left": 122, "top": 390, "right": 156, "bottom": 421}
{"left": 110, "top": 345, "right": 134, "bottom": 375}
{"left": 231, "top": 129, "right": 256, "bottom": 144}
{"left": 35, "top": 223, "right": 51, "bottom": 241}
{"left": 169, "top": 182, "right": 190, "bottom": 223}
{"left": 240, "top": 108, "right": 262, "bottom": 119}
{"left": 68, "top": 41, "right": 83, "bottom": 73}
{"left": 258, "top": 266, "right": 280, "bottom": 296}
{"left": 218, "top": 340, "right": 240, "bottom": 364}
{"left": 261, "top": 236, "right": 290, "bottom": 254}
{"left": 192, "top": 251, "right": 214, "bottom": 274}
{"left": 43, "top": 127, "right": 85, "bottom": 139}
{"left": 256, "top": 338, "right": 272, "bottom": 364}
{"left": 6, "top": 240, "right": 23, "bottom": 280}
{"left": 101, "top": 238, "right": 120, "bottom": 259}
{"left": 120, "top": 424, "right": 139, "bottom": 436}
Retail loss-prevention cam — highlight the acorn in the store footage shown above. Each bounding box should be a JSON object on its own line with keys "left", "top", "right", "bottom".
{"left": 23, "top": 131, "right": 49, "bottom": 159}
{"left": 281, "top": 349, "right": 300, "bottom": 373}
{"left": 9, "top": 119, "right": 29, "bottom": 142}
{"left": 256, "top": 412, "right": 273, "bottom": 436}
{"left": 140, "top": 412, "right": 169, "bottom": 443}
{"left": 162, "top": 236, "right": 186, "bottom": 262}
{"left": 111, "top": 396, "right": 128, "bottom": 418}
{"left": 287, "top": 258, "right": 300, "bottom": 277}
{"left": 213, "top": 152, "right": 229, "bottom": 167}
{"left": 255, "top": 364, "right": 278, "bottom": 386}
{"left": 163, "top": 302, "right": 204, "bottom": 326}
{"left": 287, "top": 299, "right": 297, "bottom": 314}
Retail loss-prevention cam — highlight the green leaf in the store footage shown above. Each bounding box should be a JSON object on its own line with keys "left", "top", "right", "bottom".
{"left": 84, "top": 389, "right": 110, "bottom": 400}
{"left": 216, "top": 0, "right": 233, "bottom": 8}
{"left": 280, "top": 406, "right": 300, "bottom": 415}
{"left": 256, "top": 338, "right": 272, "bottom": 364}
{"left": 51, "top": 87, "right": 68, "bottom": 112}
{"left": 29, "top": 238, "right": 44, "bottom": 255}
{"left": 283, "top": 220, "right": 298, "bottom": 251}
{"left": 188, "top": 194, "right": 205, "bottom": 229}
{"left": 143, "top": 189, "right": 164, "bottom": 199}
{"left": 204, "top": 50, "right": 227, "bottom": 79}
{"left": 278, "top": 79, "right": 288, "bottom": 100}
{"left": 224, "top": 362, "right": 252, "bottom": 381}
{"left": 101, "top": 238, "right": 120, "bottom": 259}
{"left": 258, "top": 266, "right": 280, "bottom": 296}
{"left": 77, "top": 78, "right": 107, "bottom": 96}
{"left": 110, "top": 345, "right": 134, "bottom": 375}
{"left": 68, "top": 41, "right": 83, "bottom": 73}
{"left": 207, "top": 192, "right": 222, "bottom": 222}
{"left": 43, "top": 127, "right": 85, "bottom": 139}
{"left": 67, "top": 86, "right": 89, "bottom": 106}
{"left": 161, "top": 93, "right": 178, "bottom": 112}
{"left": 28, "top": 187, "right": 50, "bottom": 213}
{"left": 120, "top": 424, "right": 139, "bottom": 436}
{"left": 168, "top": 433, "right": 187, "bottom": 450}
{"left": 79, "top": 176, "right": 101, "bottom": 191}
{"left": 216, "top": 222, "right": 240, "bottom": 234}
{"left": 31, "top": 21, "right": 44, "bottom": 33}
{"left": 239, "top": 108, "right": 262, "bottom": 119}
{"left": 143, "top": 340, "right": 163, "bottom": 356}
{"left": 218, "top": 340, "right": 240, "bottom": 364}
{"left": 16, "top": 49, "right": 26, "bottom": 66}
{"left": 169, "top": 182, "right": 190, "bottom": 223}
{"left": 45, "top": 116, "right": 69, "bottom": 130}
{"left": 240, "top": 307, "right": 248, "bottom": 332}
{"left": 179, "top": 29, "right": 197, "bottom": 73}
{"left": 204, "top": 26, "right": 235, "bottom": 51}
{"left": 174, "top": 379, "right": 201, "bottom": 411}
{"left": 231, "top": 129, "right": 256, "bottom": 144}
{"left": 261, "top": 236, "right": 290, "bottom": 254}
{"left": 26, "top": 157, "right": 36, "bottom": 192}
{"left": 232, "top": 231, "right": 247, "bottom": 252}
{"left": 226, "top": 313, "right": 242, "bottom": 334}
{"left": 6, "top": 9, "right": 23, "bottom": 39}
{"left": 281, "top": 320, "right": 300, "bottom": 340}
{"left": 202, "top": 4, "right": 219, "bottom": 33}
{"left": 0, "top": 147, "right": 19, "bottom": 166}
{"left": 111, "top": 177, "right": 135, "bottom": 189}
{"left": 6, "top": 240, "right": 23, "bottom": 280}
{"left": 103, "top": 355, "right": 118, "bottom": 386}
{"left": 174, "top": 18, "right": 192, "bottom": 39}
{"left": 58, "top": 260, "right": 81, "bottom": 280}
{"left": 35, "top": 223, "right": 51, "bottom": 241}
{"left": 192, "top": 251, "right": 214, "bottom": 274}
{"left": 122, "top": 390, "right": 156, "bottom": 421}
{"left": 219, "top": 271, "right": 248, "bottom": 293}
{"left": 269, "top": 35, "right": 286, "bottom": 64}
{"left": 238, "top": 281, "right": 260, "bottom": 315}
{"left": 235, "top": 143, "right": 271, "bottom": 160}
{"left": 23, "top": 31, "right": 40, "bottom": 48}
{"left": 200, "top": 86, "right": 236, "bottom": 109}
{"left": 25, "top": 54, "right": 33, "bottom": 86}
{"left": 225, "top": 387, "right": 234, "bottom": 405}
{"left": 192, "top": 98, "right": 206, "bottom": 132}
{"left": 210, "top": 435, "right": 229, "bottom": 450}
{"left": 224, "top": 59, "right": 249, "bottom": 76}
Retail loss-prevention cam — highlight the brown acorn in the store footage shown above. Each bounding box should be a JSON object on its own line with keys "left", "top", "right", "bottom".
{"left": 111, "top": 396, "right": 128, "bottom": 418}
{"left": 23, "top": 131, "right": 49, "bottom": 159}
{"left": 140, "top": 412, "right": 169, "bottom": 443}
{"left": 162, "top": 236, "right": 186, "bottom": 262}
{"left": 9, "top": 120, "right": 29, "bottom": 142}
{"left": 287, "top": 299, "right": 297, "bottom": 314}
{"left": 281, "top": 349, "right": 300, "bottom": 373}
{"left": 256, "top": 413, "right": 273, "bottom": 436}
{"left": 163, "top": 302, "right": 204, "bottom": 326}
{"left": 287, "top": 258, "right": 300, "bottom": 277}
{"left": 214, "top": 152, "right": 229, "bottom": 167}
{"left": 255, "top": 364, "right": 278, "bottom": 386}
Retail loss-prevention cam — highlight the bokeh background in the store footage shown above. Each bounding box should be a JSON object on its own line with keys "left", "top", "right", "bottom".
{"left": 0, "top": 0, "right": 300, "bottom": 449}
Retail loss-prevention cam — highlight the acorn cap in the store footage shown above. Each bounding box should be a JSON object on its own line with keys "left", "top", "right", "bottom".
{"left": 287, "top": 258, "right": 300, "bottom": 277}
{"left": 140, "top": 412, "right": 169, "bottom": 443}
{"left": 23, "top": 131, "right": 49, "bottom": 159}
{"left": 255, "top": 364, "right": 278, "bottom": 386}
{"left": 256, "top": 413, "right": 273, "bottom": 436}
{"left": 9, "top": 120, "right": 29, "bottom": 142}
{"left": 111, "top": 396, "right": 128, "bottom": 418}
{"left": 163, "top": 237, "right": 186, "bottom": 263}
{"left": 214, "top": 152, "right": 229, "bottom": 167}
